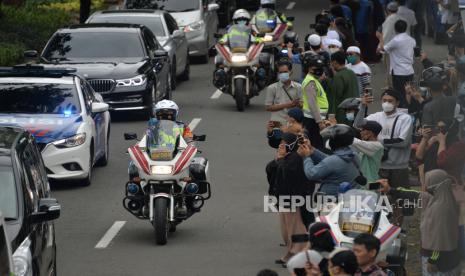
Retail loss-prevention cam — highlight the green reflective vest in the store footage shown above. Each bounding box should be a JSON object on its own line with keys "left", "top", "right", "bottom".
{"left": 301, "top": 74, "right": 329, "bottom": 117}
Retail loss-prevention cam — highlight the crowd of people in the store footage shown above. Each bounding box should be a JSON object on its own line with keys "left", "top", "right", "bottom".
{"left": 262, "top": 0, "right": 465, "bottom": 275}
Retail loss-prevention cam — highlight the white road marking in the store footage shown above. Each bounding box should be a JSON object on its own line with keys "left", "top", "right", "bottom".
{"left": 95, "top": 221, "right": 126, "bottom": 249}
{"left": 286, "top": 1, "right": 296, "bottom": 10}
{"left": 189, "top": 118, "right": 202, "bottom": 131}
{"left": 210, "top": 89, "right": 223, "bottom": 99}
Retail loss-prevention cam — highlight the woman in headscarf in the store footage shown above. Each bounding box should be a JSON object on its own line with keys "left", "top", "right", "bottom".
{"left": 380, "top": 169, "right": 462, "bottom": 275}
{"left": 274, "top": 132, "right": 309, "bottom": 266}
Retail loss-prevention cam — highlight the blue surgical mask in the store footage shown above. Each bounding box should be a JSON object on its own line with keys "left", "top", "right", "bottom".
{"left": 237, "top": 20, "right": 247, "bottom": 27}
{"left": 278, "top": 72, "right": 290, "bottom": 82}
{"left": 345, "top": 112, "right": 355, "bottom": 121}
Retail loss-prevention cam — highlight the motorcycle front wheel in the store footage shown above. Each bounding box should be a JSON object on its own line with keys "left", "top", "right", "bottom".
{"left": 234, "top": 78, "right": 246, "bottom": 112}
{"left": 152, "top": 197, "right": 169, "bottom": 245}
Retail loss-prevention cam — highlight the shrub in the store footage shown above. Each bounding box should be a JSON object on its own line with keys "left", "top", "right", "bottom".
{"left": 0, "top": 42, "right": 25, "bottom": 66}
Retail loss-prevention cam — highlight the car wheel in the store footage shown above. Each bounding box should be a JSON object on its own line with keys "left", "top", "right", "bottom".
{"left": 96, "top": 129, "right": 110, "bottom": 167}
{"left": 179, "top": 53, "right": 190, "bottom": 81}
{"left": 170, "top": 59, "right": 177, "bottom": 91}
{"left": 82, "top": 146, "right": 93, "bottom": 186}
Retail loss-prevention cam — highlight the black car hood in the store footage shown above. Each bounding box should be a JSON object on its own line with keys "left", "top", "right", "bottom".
{"left": 44, "top": 59, "right": 150, "bottom": 79}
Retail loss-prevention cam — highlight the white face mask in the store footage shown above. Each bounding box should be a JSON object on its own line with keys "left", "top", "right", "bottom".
{"left": 382, "top": 102, "right": 395, "bottom": 113}
{"left": 329, "top": 48, "right": 339, "bottom": 54}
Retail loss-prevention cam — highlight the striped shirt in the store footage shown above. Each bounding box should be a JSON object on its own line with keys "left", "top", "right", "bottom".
{"left": 347, "top": 61, "right": 372, "bottom": 95}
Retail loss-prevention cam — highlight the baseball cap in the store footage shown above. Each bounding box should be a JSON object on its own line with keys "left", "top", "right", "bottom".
{"left": 361, "top": 120, "right": 383, "bottom": 136}
{"left": 387, "top": 2, "right": 398, "bottom": 12}
{"left": 381, "top": 88, "right": 401, "bottom": 101}
{"left": 347, "top": 46, "right": 361, "bottom": 55}
{"left": 308, "top": 34, "right": 322, "bottom": 46}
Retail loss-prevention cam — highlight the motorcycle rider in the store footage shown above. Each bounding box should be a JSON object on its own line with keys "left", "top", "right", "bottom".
{"left": 213, "top": 9, "right": 267, "bottom": 91}
{"left": 150, "top": 100, "right": 193, "bottom": 142}
{"left": 301, "top": 54, "right": 329, "bottom": 150}
{"left": 297, "top": 124, "right": 362, "bottom": 197}
{"left": 250, "top": 0, "right": 292, "bottom": 35}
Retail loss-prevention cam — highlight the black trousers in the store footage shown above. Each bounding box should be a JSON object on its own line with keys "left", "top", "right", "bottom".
{"left": 391, "top": 74, "right": 413, "bottom": 108}
{"left": 302, "top": 117, "right": 324, "bottom": 150}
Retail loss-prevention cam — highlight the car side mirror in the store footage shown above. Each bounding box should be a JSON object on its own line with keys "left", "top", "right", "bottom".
{"left": 154, "top": 50, "right": 168, "bottom": 58}
{"left": 91, "top": 102, "right": 109, "bottom": 113}
{"left": 287, "top": 16, "right": 295, "bottom": 22}
{"left": 31, "top": 198, "right": 60, "bottom": 223}
{"left": 24, "top": 50, "right": 38, "bottom": 59}
{"left": 124, "top": 132, "right": 138, "bottom": 140}
{"left": 193, "top": 134, "right": 206, "bottom": 141}
{"left": 208, "top": 3, "right": 219, "bottom": 11}
{"left": 172, "top": 29, "right": 184, "bottom": 38}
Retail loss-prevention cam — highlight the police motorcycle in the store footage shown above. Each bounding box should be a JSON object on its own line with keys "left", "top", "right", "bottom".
{"left": 123, "top": 101, "right": 211, "bottom": 245}
{"left": 316, "top": 185, "right": 408, "bottom": 275}
{"left": 213, "top": 9, "right": 265, "bottom": 111}
{"left": 251, "top": 0, "right": 294, "bottom": 83}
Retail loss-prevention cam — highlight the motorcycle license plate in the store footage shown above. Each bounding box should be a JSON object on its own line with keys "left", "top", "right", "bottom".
{"left": 151, "top": 150, "right": 172, "bottom": 161}
{"left": 342, "top": 222, "right": 372, "bottom": 233}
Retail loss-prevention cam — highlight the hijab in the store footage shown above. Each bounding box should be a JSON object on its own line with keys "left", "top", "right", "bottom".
{"left": 420, "top": 169, "right": 459, "bottom": 251}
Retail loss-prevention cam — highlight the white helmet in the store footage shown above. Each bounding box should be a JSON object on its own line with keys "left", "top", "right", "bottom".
{"left": 232, "top": 9, "right": 251, "bottom": 21}
{"left": 260, "top": 0, "right": 276, "bottom": 5}
{"left": 154, "top": 100, "right": 179, "bottom": 120}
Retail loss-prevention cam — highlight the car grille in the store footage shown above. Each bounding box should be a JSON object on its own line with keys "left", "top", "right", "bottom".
{"left": 36, "top": 143, "right": 47, "bottom": 152}
{"left": 88, "top": 79, "right": 115, "bottom": 93}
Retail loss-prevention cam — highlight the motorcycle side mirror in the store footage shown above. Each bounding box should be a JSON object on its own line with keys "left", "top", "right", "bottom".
{"left": 287, "top": 16, "right": 295, "bottom": 22}
{"left": 124, "top": 132, "right": 138, "bottom": 140}
{"left": 256, "top": 33, "right": 265, "bottom": 38}
{"left": 214, "top": 33, "right": 223, "bottom": 39}
{"left": 193, "top": 134, "right": 206, "bottom": 142}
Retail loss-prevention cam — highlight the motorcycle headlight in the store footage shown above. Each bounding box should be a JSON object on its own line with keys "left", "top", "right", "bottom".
{"left": 13, "top": 238, "right": 32, "bottom": 276}
{"left": 151, "top": 165, "right": 173, "bottom": 175}
{"left": 231, "top": 55, "right": 248, "bottom": 63}
{"left": 53, "top": 133, "right": 86, "bottom": 148}
{"left": 264, "top": 34, "right": 274, "bottom": 42}
{"left": 183, "top": 20, "right": 205, "bottom": 32}
{"left": 116, "top": 75, "right": 147, "bottom": 87}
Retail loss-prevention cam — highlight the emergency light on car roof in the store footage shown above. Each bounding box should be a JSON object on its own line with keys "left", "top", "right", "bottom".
{"left": 0, "top": 64, "right": 77, "bottom": 78}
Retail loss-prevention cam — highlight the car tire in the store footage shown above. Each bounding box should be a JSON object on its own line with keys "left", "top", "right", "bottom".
{"left": 96, "top": 128, "right": 110, "bottom": 167}
{"left": 81, "top": 146, "right": 93, "bottom": 186}
{"left": 179, "top": 53, "right": 190, "bottom": 81}
{"left": 170, "top": 59, "right": 177, "bottom": 91}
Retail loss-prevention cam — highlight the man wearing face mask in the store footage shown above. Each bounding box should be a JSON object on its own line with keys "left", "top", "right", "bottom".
{"left": 354, "top": 89, "right": 413, "bottom": 190}
{"left": 265, "top": 59, "right": 302, "bottom": 126}
{"left": 346, "top": 46, "right": 372, "bottom": 96}
{"left": 301, "top": 54, "right": 330, "bottom": 150}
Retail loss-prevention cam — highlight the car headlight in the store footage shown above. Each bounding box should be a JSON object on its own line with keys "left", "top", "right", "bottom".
{"left": 116, "top": 75, "right": 147, "bottom": 87}
{"left": 13, "top": 238, "right": 32, "bottom": 276}
{"left": 53, "top": 133, "right": 86, "bottom": 148}
{"left": 183, "top": 20, "right": 205, "bottom": 32}
{"left": 151, "top": 165, "right": 173, "bottom": 175}
{"left": 231, "top": 55, "right": 248, "bottom": 63}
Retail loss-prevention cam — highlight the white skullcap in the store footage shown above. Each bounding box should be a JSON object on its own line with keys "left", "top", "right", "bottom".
{"left": 308, "top": 34, "right": 322, "bottom": 46}
{"left": 347, "top": 46, "right": 361, "bottom": 54}
{"left": 327, "top": 39, "right": 342, "bottom": 48}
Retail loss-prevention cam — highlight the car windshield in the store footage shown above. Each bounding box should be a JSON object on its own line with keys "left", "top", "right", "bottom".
{"left": 89, "top": 16, "right": 166, "bottom": 37}
{"left": 0, "top": 165, "right": 18, "bottom": 220}
{"left": 0, "top": 83, "right": 81, "bottom": 115}
{"left": 126, "top": 0, "right": 199, "bottom": 12}
{"left": 339, "top": 189, "right": 379, "bottom": 238}
{"left": 147, "top": 119, "right": 181, "bottom": 161}
{"left": 43, "top": 32, "right": 145, "bottom": 61}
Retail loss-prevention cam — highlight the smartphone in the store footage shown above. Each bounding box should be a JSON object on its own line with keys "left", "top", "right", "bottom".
{"left": 294, "top": 268, "right": 307, "bottom": 276}
{"left": 365, "top": 87, "right": 373, "bottom": 96}
{"left": 422, "top": 124, "right": 434, "bottom": 130}
{"left": 270, "top": 121, "right": 282, "bottom": 128}
{"left": 328, "top": 114, "right": 336, "bottom": 120}
{"left": 368, "top": 182, "right": 381, "bottom": 191}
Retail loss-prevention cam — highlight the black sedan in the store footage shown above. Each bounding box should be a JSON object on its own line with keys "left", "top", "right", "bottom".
{"left": 38, "top": 23, "right": 171, "bottom": 117}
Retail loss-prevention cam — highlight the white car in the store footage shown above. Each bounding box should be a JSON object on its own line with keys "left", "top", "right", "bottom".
{"left": 0, "top": 65, "right": 111, "bottom": 186}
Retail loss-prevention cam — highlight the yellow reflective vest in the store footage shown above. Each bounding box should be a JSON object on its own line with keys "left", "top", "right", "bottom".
{"left": 301, "top": 74, "right": 329, "bottom": 118}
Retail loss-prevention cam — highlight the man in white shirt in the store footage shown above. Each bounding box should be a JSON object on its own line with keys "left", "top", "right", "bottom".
{"left": 346, "top": 46, "right": 372, "bottom": 95}
{"left": 381, "top": 19, "right": 416, "bottom": 108}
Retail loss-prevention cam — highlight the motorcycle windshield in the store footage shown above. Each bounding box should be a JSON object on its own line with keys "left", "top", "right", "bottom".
{"left": 228, "top": 26, "right": 251, "bottom": 53}
{"left": 146, "top": 119, "right": 181, "bottom": 161}
{"left": 255, "top": 8, "right": 277, "bottom": 33}
{"left": 339, "top": 190, "right": 379, "bottom": 238}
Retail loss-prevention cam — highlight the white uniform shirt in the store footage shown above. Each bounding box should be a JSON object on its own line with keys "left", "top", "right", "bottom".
{"left": 384, "top": 33, "right": 416, "bottom": 76}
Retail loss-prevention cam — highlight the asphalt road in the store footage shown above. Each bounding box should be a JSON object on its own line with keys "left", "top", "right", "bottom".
{"left": 50, "top": 1, "right": 447, "bottom": 275}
